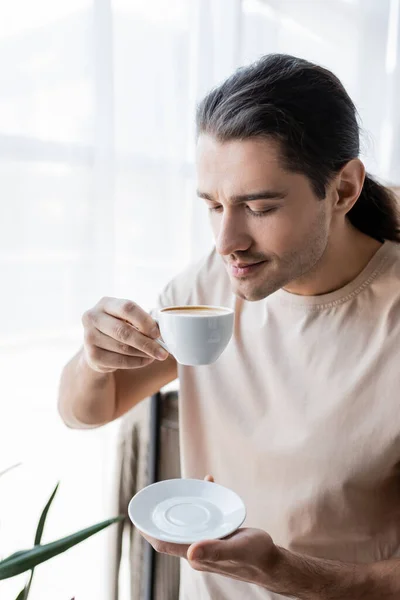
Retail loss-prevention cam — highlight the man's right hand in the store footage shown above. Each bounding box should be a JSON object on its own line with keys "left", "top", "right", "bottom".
{"left": 81, "top": 297, "right": 169, "bottom": 373}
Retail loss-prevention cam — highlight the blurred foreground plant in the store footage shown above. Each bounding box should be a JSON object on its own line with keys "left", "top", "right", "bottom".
{"left": 0, "top": 467, "right": 122, "bottom": 599}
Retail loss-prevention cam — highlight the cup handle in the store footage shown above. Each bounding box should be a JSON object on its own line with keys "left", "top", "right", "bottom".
{"left": 154, "top": 319, "right": 169, "bottom": 353}
{"left": 150, "top": 310, "right": 170, "bottom": 355}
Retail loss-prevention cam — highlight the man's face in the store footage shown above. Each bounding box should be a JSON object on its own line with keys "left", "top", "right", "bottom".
{"left": 196, "top": 135, "right": 331, "bottom": 301}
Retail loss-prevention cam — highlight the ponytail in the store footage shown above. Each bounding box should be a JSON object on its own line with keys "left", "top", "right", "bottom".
{"left": 347, "top": 174, "right": 400, "bottom": 243}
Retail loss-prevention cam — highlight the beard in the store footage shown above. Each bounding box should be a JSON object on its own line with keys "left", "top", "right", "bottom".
{"left": 225, "top": 210, "right": 329, "bottom": 302}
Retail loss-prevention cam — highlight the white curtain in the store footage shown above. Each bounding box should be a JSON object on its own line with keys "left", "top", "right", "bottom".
{"left": 1, "top": 1, "right": 399, "bottom": 598}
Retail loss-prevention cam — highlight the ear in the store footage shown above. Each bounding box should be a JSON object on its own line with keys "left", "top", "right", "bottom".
{"left": 333, "top": 158, "right": 365, "bottom": 215}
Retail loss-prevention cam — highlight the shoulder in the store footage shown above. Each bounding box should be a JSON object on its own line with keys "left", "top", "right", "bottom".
{"left": 367, "top": 242, "right": 400, "bottom": 318}
{"left": 158, "top": 247, "right": 231, "bottom": 308}
{"left": 378, "top": 242, "right": 400, "bottom": 286}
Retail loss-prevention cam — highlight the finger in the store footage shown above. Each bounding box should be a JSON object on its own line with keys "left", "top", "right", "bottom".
{"left": 91, "top": 313, "right": 168, "bottom": 360}
{"left": 85, "top": 328, "right": 152, "bottom": 358}
{"left": 188, "top": 530, "right": 248, "bottom": 563}
{"left": 101, "top": 298, "right": 159, "bottom": 338}
{"left": 204, "top": 474, "right": 215, "bottom": 483}
{"left": 86, "top": 346, "right": 154, "bottom": 370}
{"left": 188, "top": 540, "right": 231, "bottom": 563}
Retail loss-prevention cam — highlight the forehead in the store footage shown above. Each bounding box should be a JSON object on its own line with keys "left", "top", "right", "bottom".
{"left": 196, "top": 135, "right": 288, "bottom": 192}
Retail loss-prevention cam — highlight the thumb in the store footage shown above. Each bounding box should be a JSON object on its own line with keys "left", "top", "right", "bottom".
{"left": 188, "top": 539, "right": 234, "bottom": 563}
{"left": 188, "top": 529, "right": 262, "bottom": 563}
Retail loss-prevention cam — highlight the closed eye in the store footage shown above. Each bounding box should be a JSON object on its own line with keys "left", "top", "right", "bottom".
{"left": 245, "top": 206, "right": 278, "bottom": 217}
{"left": 207, "top": 205, "right": 279, "bottom": 217}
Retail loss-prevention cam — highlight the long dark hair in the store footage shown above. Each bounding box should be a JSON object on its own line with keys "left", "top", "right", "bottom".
{"left": 196, "top": 54, "right": 400, "bottom": 243}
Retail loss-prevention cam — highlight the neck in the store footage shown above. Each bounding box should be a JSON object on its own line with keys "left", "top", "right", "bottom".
{"left": 284, "top": 223, "right": 383, "bottom": 297}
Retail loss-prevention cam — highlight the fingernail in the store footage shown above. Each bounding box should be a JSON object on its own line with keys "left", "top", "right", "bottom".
{"left": 150, "top": 325, "right": 160, "bottom": 338}
{"left": 156, "top": 348, "right": 168, "bottom": 360}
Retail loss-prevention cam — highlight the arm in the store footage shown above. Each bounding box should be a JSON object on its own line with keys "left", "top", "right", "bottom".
{"left": 268, "top": 546, "right": 397, "bottom": 599}
{"left": 58, "top": 297, "right": 177, "bottom": 429}
{"left": 58, "top": 349, "right": 177, "bottom": 428}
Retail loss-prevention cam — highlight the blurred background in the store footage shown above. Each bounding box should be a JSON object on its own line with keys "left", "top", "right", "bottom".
{"left": 0, "top": 0, "right": 399, "bottom": 598}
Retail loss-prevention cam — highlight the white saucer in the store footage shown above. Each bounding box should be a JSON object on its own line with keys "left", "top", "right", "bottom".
{"left": 128, "top": 478, "right": 246, "bottom": 544}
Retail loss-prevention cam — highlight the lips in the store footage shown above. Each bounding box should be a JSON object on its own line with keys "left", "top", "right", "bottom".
{"left": 229, "top": 261, "right": 265, "bottom": 277}
{"left": 232, "top": 262, "right": 260, "bottom": 268}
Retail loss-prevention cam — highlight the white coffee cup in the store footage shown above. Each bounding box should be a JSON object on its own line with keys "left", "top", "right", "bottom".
{"left": 155, "top": 305, "right": 234, "bottom": 366}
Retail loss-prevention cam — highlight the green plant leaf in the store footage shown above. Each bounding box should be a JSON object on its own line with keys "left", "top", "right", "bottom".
{"left": 0, "top": 551, "right": 28, "bottom": 565}
{"left": 15, "top": 589, "right": 26, "bottom": 600}
{"left": 22, "top": 483, "right": 61, "bottom": 599}
{"left": 34, "top": 482, "right": 59, "bottom": 546}
{"left": 0, "top": 516, "right": 123, "bottom": 580}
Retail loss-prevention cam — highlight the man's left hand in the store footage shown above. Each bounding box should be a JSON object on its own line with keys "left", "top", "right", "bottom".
{"left": 138, "top": 475, "right": 278, "bottom": 588}
{"left": 140, "top": 526, "right": 276, "bottom": 586}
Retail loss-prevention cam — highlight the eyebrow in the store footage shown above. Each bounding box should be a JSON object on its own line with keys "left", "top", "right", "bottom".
{"left": 196, "top": 190, "right": 288, "bottom": 203}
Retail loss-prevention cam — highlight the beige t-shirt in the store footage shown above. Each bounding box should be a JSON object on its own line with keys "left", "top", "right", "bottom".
{"left": 158, "top": 241, "right": 400, "bottom": 600}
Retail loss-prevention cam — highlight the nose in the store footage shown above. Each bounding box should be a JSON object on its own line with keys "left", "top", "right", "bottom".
{"left": 215, "top": 210, "right": 252, "bottom": 257}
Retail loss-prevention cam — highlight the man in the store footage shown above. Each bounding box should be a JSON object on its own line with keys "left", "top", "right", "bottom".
{"left": 59, "top": 54, "right": 400, "bottom": 599}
